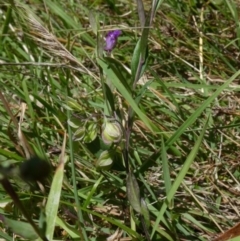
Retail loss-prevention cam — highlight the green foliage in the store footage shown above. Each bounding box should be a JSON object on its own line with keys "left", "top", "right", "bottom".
{"left": 0, "top": 0, "right": 240, "bottom": 240}
{"left": 127, "top": 171, "right": 141, "bottom": 213}
{"left": 0, "top": 215, "right": 38, "bottom": 240}
{"left": 45, "top": 154, "right": 65, "bottom": 240}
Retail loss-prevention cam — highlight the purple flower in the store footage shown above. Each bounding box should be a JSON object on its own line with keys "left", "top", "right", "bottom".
{"left": 104, "top": 30, "right": 122, "bottom": 52}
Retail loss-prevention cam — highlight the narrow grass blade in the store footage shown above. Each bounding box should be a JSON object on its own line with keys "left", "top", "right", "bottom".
{"left": 44, "top": 0, "right": 94, "bottom": 46}
{"left": 182, "top": 213, "right": 213, "bottom": 234}
{"left": 66, "top": 100, "right": 88, "bottom": 240}
{"left": 56, "top": 216, "right": 80, "bottom": 238}
{"left": 80, "top": 206, "right": 142, "bottom": 239}
{"left": 22, "top": 79, "right": 35, "bottom": 120}
{"left": 161, "top": 137, "right": 173, "bottom": 209}
{"left": 0, "top": 149, "right": 22, "bottom": 160}
{"left": 83, "top": 175, "right": 104, "bottom": 208}
{"left": 140, "top": 198, "right": 150, "bottom": 228}
{"left": 97, "top": 58, "right": 158, "bottom": 133}
{"left": 0, "top": 5, "right": 12, "bottom": 47}
{"left": 45, "top": 132, "right": 66, "bottom": 240}
{"left": 88, "top": 10, "right": 99, "bottom": 36}
{"left": 166, "top": 70, "right": 240, "bottom": 149}
{"left": 131, "top": 11, "right": 150, "bottom": 86}
{"left": 225, "top": 0, "right": 240, "bottom": 47}
{"left": 151, "top": 116, "right": 209, "bottom": 238}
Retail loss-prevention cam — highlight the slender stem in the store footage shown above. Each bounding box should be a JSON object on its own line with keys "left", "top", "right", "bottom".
{"left": 124, "top": 54, "right": 145, "bottom": 171}
{"left": 1, "top": 178, "right": 49, "bottom": 241}
{"left": 140, "top": 215, "right": 151, "bottom": 241}
{"left": 66, "top": 90, "right": 89, "bottom": 241}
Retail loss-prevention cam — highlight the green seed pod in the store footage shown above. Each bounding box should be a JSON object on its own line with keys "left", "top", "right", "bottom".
{"left": 95, "top": 150, "right": 113, "bottom": 170}
{"left": 101, "top": 119, "right": 122, "bottom": 145}
{"left": 73, "top": 122, "right": 98, "bottom": 143}
{"left": 83, "top": 122, "right": 97, "bottom": 143}
{"left": 73, "top": 127, "right": 86, "bottom": 141}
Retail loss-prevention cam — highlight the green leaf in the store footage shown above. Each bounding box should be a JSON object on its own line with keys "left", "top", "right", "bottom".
{"left": 103, "top": 57, "right": 132, "bottom": 92}
{"left": 55, "top": 216, "right": 80, "bottom": 238}
{"left": 104, "top": 83, "right": 115, "bottom": 113}
{"left": 45, "top": 153, "right": 65, "bottom": 240}
{"left": 166, "top": 70, "right": 240, "bottom": 149}
{"left": 44, "top": 0, "right": 94, "bottom": 46}
{"left": 0, "top": 5, "right": 12, "bottom": 48}
{"left": 181, "top": 213, "right": 212, "bottom": 233}
{"left": 225, "top": 0, "right": 240, "bottom": 47}
{"left": 0, "top": 149, "right": 22, "bottom": 161}
{"left": 136, "top": 0, "right": 145, "bottom": 27}
{"left": 140, "top": 198, "right": 150, "bottom": 228}
{"left": 97, "top": 58, "right": 158, "bottom": 133}
{"left": 127, "top": 172, "right": 141, "bottom": 213}
{"left": 0, "top": 215, "right": 38, "bottom": 240}
{"left": 88, "top": 10, "right": 99, "bottom": 36}
{"left": 151, "top": 116, "right": 209, "bottom": 238}
{"left": 80, "top": 206, "right": 142, "bottom": 239}
{"left": 131, "top": 10, "right": 150, "bottom": 84}
{"left": 0, "top": 229, "right": 12, "bottom": 241}
{"left": 83, "top": 175, "right": 104, "bottom": 208}
{"left": 161, "top": 137, "right": 173, "bottom": 209}
{"left": 95, "top": 150, "right": 113, "bottom": 170}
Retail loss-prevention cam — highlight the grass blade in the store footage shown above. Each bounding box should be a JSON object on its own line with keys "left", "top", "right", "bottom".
{"left": 151, "top": 116, "right": 209, "bottom": 238}
{"left": 97, "top": 58, "right": 158, "bottom": 133}
{"left": 166, "top": 70, "right": 240, "bottom": 149}
{"left": 45, "top": 132, "right": 66, "bottom": 240}
{"left": 161, "top": 137, "right": 173, "bottom": 209}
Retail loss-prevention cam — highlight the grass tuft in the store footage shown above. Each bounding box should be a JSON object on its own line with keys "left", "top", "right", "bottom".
{"left": 0, "top": 0, "right": 240, "bottom": 240}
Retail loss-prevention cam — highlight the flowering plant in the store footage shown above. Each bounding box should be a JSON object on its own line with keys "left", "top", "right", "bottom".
{"left": 104, "top": 30, "right": 122, "bottom": 52}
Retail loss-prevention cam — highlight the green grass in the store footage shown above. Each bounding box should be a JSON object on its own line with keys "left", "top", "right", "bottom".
{"left": 0, "top": 0, "right": 240, "bottom": 240}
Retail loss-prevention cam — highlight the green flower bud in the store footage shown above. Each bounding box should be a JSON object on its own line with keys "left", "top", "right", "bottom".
{"left": 101, "top": 119, "right": 122, "bottom": 145}
{"left": 73, "top": 127, "right": 85, "bottom": 141}
{"left": 83, "top": 122, "right": 97, "bottom": 143}
{"left": 72, "top": 122, "right": 97, "bottom": 143}
{"left": 95, "top": 150, "right": 113, "bottom": 170}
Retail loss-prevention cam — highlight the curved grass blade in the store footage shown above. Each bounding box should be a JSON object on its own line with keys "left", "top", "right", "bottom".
{"left": 83, "top": 175, "right": 104, "bottom": 208}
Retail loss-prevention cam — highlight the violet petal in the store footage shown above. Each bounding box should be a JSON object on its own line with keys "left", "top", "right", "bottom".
{"left": 104, "top": 30, "right": 122, "bottom": 52}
